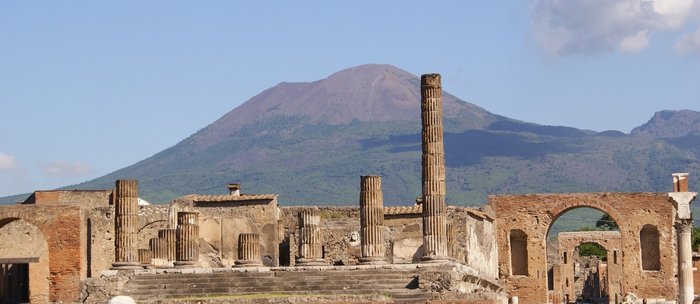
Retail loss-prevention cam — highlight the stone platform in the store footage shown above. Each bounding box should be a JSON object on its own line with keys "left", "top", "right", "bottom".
{"left": 83, "top": 262, "right": 505, "bottom": 303}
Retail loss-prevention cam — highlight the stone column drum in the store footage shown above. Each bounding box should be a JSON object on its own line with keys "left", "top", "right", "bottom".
{"left": 138, "top": 249, "right": 152, "bottom": 268}
{"left": 420, "top": 74, "right": 449, "bottom": 262}
{"left": 296, "top": 209, "right": 326, "bottom": 266}
{"left": 235, "top": 233, "right": 263, "bottom": 267}
{"left": 149, "top": 238, "right": 169, "bottom": 268}
{"left": 112, "top": 179, "right": 141, "bottom": 269}
{"left": 158, "top": 229, "right": 177, "bottom": 267}
{"left": 359, "top": 175, "right": 387, "bottom": 264}
{"left": 174, "top": 211, "right": 199, "bottom": 268}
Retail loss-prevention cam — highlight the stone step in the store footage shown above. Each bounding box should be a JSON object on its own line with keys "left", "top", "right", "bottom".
{"left": 128, "top": 288, "right": 419, "bottom": 301}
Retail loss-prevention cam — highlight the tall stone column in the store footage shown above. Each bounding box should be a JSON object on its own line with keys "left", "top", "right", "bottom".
{"left": 112, "top": 179, "right": 141, "bottom": 269}
{"left": 174, "top": 211, "right": 199, "bottom": 268}
{"left": 420, "top": 73, "right": 449, "bottom": 262}
{"left": 296, "top": 209, "right": 326, "bottom": 266}
{"left": 359, "top": 175, "right": 387, "bottom": 265}
{"left": 670, "top": 173, "right": 697, "bottom": 304}
{"left": 149, "top": 237, "right": 168, "bottom": 268}
{"left": 158, "top": 229, "right": 177, "bottom": 267}
{"left": 235, "top": 233, "right": 263, "bottom": 267}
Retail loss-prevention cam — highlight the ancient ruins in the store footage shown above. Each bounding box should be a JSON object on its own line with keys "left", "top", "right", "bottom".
{"left": 0, "top": 74, "right": 698, "bottom": 303}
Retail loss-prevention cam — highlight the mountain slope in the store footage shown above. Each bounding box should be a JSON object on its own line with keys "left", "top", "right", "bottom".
{"left": 2, "top": 64, "right": 699, "bottom": 205}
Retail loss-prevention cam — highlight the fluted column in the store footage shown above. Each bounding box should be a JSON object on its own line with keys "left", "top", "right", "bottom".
{"left": 149, "top": 238, "right": 169, "bottom": 268}
{"left": 158, "top": 229, "right": 177, "bottom": 267}
{"left": 420, "top": 73, "right": 448, "bottom": 262}
{"left": 174, "top": 211, "right": 199, "bottom": 268}
{"left": 678, "top": 219, "right": 694, "bottom": 304}
{"left": 112, "top": 179, "right": 141, "bottom": 269}
{"left": 359, "top": 175, "right": 387, "bottom": 264}
{"left": 138, "top": 249, "right": 152, "bottom": 268}
{"left": 235, "top": 233, "right": 263, "bottom": 267}
{"left": 296, "top": 209, "right": 326, "bottom": 266}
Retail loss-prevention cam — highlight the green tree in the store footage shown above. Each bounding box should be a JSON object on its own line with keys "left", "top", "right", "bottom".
{"left": 693, "top": 228, "right": 700, "bottom": 251}
{"left": 595, "top": 213, "right": 618, "bottom": 231}
{"left": 578, "top": 242, "right": 607, "bottom": 259}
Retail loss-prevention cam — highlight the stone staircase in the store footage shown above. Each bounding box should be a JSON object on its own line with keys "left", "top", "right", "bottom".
{"left": 121, "top": 267, "right": 435, "bottom": 303}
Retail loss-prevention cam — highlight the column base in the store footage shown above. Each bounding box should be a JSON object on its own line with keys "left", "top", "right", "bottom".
{"left": 358, "top": 256, "right": 388, "bottom": 265}
{"left": 420, "top": 255, "right": 450, "bottom": 263}
{"left": 295, "top": 258, "right": 326, "bottom": 266}
{"left": 173, "top": 261, "right": 197, "bottom": 268}
{"left": 111, "top": 261, "right": 142, "bottom": 270}
{"left": 234, "top": 260, "right": 263, "bottom": 267}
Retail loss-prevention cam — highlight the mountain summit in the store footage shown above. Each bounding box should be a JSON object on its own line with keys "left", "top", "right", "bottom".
{"left": 192, "top": 64, "right": 497, "bottom": 148}
{"left": 631, "top": 110, "right": 700, "bottom": 138}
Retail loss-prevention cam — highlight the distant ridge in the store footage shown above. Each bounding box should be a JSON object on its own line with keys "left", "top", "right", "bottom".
{"left": 631, "top": 110, "right": 700, "bottom": 138}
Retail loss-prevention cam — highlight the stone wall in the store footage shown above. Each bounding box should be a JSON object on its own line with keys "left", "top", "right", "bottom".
{"left": 491, "top": 192, "right": 678, "bottom": 303}
{"left": 278, "top": 205, "right": 498, "bottom": 272}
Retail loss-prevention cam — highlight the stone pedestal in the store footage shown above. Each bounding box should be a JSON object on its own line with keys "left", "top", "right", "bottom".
{"left": 420, "top": 74, "right": 449, "bottom": 262}
{"left": 235, "top": 233, "right": 263, "bottom": 267}
{"left": 359, "top": 175, "right": 387, "bottom": 265}
{"left": 296, "top": 209, "right": 326, "bottom": 266}
{"left": 158, "top": 229, "right": 177, "bottom": 267}
{"left": 112, "top": 179, "right": 141, "bottom": 269}
{"left": 149, "top": 238, "right": 169, "bottom": 268}
{"left": 174, "top": 211, "right": 199, "bottom": 268}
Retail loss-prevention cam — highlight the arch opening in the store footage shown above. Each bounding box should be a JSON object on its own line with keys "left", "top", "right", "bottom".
{"left": 546, "top": 207, "right": 620, "bottom": 304}
{"left": 0, "top": 218, "right": 50, "bottom": 303}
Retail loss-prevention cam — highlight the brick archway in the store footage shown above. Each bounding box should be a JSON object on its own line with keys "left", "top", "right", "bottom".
{"left": 490, "top": 192, "right": 678, "bottom": 303}
{"left": 0, "top": 217, "right": 50, "bottom": 303}
{"left": 0, "top": 205, "right": 83, "bottom": 302}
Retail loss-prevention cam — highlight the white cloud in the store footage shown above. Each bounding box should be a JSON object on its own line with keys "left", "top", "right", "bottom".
{"left": 531, "top": 0, "right": 699, "bottom": 56}
{"left": 620, "top": 30, "right": 650, "bottom": 53}
{"left": 37, "top": 160, "right": 92, "bottom": 178}
{"left": 0, "top": 152, "right": 16, "bottom": 171}
{"left": 675, "top": 28, "right": 700, "bottom": 54}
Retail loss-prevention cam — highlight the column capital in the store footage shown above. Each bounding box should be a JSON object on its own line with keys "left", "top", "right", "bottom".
{"left": 669, "top": 192, "right": 698, "bottom": 220}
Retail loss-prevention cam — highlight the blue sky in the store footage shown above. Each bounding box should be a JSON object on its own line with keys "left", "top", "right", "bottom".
{"left": 1, "top": 1, "right": 699, "bottom": 197}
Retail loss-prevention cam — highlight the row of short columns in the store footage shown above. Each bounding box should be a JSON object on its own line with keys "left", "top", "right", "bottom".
{"left": 111, "top": 179, "right": 202, "bottom": 269}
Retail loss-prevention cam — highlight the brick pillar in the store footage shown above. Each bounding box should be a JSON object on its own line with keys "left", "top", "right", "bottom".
{"left": 112, "top": 179, "right": 141, "bottom": 269}
{"left": 359, "top": 175, "right": 387, "bottom": 265}
{"left": 295, "top": 209, "right": 326, "bottom": 266}
{"left": 174, "top": 211, "right": 199, "bottom": 268}
{"left": 138, "top": 249, "right": 152, "bottom": 268}
{"left": 235, "top": 233, "right": 263, "bottom": 267}
{"left": 420, "top": 73, "right": 449, "bottom": 262}
{"left": 149, "top": 237, "right": 169, "bottom": 268}
{"left": 158, "top": 228, "right": 177, "bottom": 267}
{"left": 674, "top": 172, "right": 690, "bottom": 192}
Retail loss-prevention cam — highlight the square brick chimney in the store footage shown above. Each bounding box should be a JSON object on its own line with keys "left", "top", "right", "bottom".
{"left": 673, "top": 173, "right": 689, "bottom": 192}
